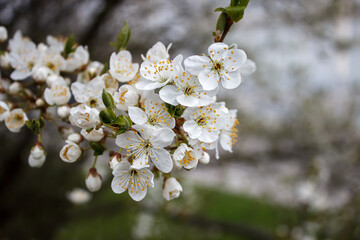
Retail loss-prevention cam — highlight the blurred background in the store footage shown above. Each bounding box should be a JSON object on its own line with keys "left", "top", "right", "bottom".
{"left": 1, "top": 0, "right": 360, "bottom": 239}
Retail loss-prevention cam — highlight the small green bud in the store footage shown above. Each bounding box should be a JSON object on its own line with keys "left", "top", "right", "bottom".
{"left": 89, "top": 142, "right": 105, "bottom": 156}
{"left": 102, "top": 89, "right": 115, "bottom": 110}
{"left": 99, "top": 109, "right": 116, "bottom": 124}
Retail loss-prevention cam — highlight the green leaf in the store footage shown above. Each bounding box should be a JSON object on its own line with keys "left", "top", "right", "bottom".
{"left": 86, "top": 127, "right": 94, "bottom": 133}
{"left": 99, "top": 109, "right": 116, "bottom": 124}
{"left": 165, "top": 103, "right": 184, "bottom": 118}
{"left": 110, "top": 22, "right": 131, "bottom": 51}
{"left": 230, "top": 0, "right": 249, "bottom": 7}
{"left": 216, "top": 12, "right": 228, "bottom": 32}
{"left": 102, "top": 89, "right": 115, "bottom": 110}
{"left": 215, "top": 7, "right": 226, "bottom": 12}
{"left": 25, "top": 120, "right": 41, "bottom": 135}
{"left": 100, "top": 62, "right": 109, "bottom": 75}
{"left": 89, "top": 142, "right": 105, "bottom": 156}
{"left": 113, "top": 115, "right": 132, "bottom": 135}
{"left": 63, "top": 34, "right": 76, "bottom": 58}
{"left": 225, "top": 6, "right": 246, "bottom": 22}
{"left": 38, "top": 116, "right": 45, "bottom": 128}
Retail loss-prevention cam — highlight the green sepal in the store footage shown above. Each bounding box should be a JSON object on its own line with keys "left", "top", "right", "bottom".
{"left": 25, "top": 120, "right": 41, "bottom": 135}
{"left": 165, "top": 103, "right": 184, "bottom": 118}
{"left": 63, "top": 34, "right": 76, "bottom": 58}
{"left": 110, "top": 22, "right": 131, "bottom": 51}
{"left": 100, "top": 62, "right": 109, "bottom": 75}
{"left": 99, "top": 109, "right": 116, "bottom": 124}
{"left": 89, "top": 142, "right": 105, "bottom": 156}
{"left": 102, "top": 89, "right": 115, "bottom": 110}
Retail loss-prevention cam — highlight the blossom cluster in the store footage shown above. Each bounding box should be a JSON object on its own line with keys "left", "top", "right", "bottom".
{"left": 0, "top": 26, "right": 255, "bottom": 201}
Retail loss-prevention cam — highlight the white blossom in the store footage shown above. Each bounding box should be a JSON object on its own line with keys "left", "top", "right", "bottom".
{"left": 8, "top": 82, "right": 21, "bottom": 94}
{"left": 28, "top": 144, "right": 46, "bottom": 168}
{"left": 113, "top": 84, "right": 140, "bottom": 111}
{"left": 116, "top": 125, "right": 175, "bottom": 173}
{"left": 44, "top": 77, "right": 71, "bottom": 105}
{"left": 67, "top": 133, "right": 82, "bottom": 144}
{"left": 109, "top": 153, "right": 121, "bottom": 170}
{"left": 182, "top": 102, "right": 228, "bottom": 143}
{"left": 0, "top": 52, "right": 10, "bottom": 68}
{"left": 66, "top": 188, "right": 91, "bottom": 204}
{"left": 9, "top": 31, "right": 38, "bottom": 80}
{"left": 80, "top": 127, "right": 104, "bottom": 142}
{"left": 141, "top": 41, "right": 171, "bottom": 63}
{"left": 101, "top": 73, "right": 119, "bottom": 94}
{"left": 85, "top": 168, "right": 102, "bottom": 192}
{"left": 159, "top": 69, "right": 217, "bottom": 107}
{"left": 76, "top": 61, "right": 104, "bottom": 83}
{"left": 184, "top": 42, "right": 247, "bottom": 90}
{"left": 0, "top": 26, "right": 8, "bottom": 42}
{"left": 60, "top": 140, "right": 82, "bottom": 163}
{"left": 62, "top": 46, "right": 89, "bottom": 72}
{"left": 128, "top": 94, "right": 175, "bottom": 129}
{"left": 0, "top": 101, "right": 10, "bottom": 121}
{"left": 219, "top": 109, "right": 239, "bottom": 152}
{"left": 32, "top": 66, "right": 50, "bottom": 83}
{"left": 173, "top": 143, "right": 198, "bottom": 170}
{"left": 32, "top": 47, "right": 65, "bottom": 76}
{"left": 111, "top": 161, "right": 154, "bottom": 201}
{"left": 5, "top": 108, "right": 28, "bottom": 132}
{"left": 136, "top": 55, "right": 183, "bottom": 90}
{"left": 69, "top": 104, "right": 100, "bottom": 129}
{"left": 199, "top": 151, "right": 210, "bottom": 164}
{"left": 71, "top": 76, "right": 105, "bottom": 109}
{"left": 162, "top": 177, "right": 183, "bottom": 201}
{"left": 109, "top": 50, "right": 139, "bottom": 82}
{"left": 57, "top": 105, "right": 70, "bottom": 119}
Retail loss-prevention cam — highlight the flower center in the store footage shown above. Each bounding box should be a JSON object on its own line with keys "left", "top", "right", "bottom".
{"left": 14, "top": 113, "right": 24, "bottom": 121}
{"left": 212, "top": 61, "right": 223, "bottom": 72}
{"left": 196, "top": 117, "right": 206, "bottom": 126}
{"left": 183, "top": 86, "right": 194, "bottom": 95}
{"left": 88, "top": 98, "right": 98, "bottom": 108}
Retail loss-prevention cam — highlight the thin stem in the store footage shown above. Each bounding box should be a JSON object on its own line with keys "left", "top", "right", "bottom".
{"left": 92, "top": 156, "right": 98, "bottom": 168}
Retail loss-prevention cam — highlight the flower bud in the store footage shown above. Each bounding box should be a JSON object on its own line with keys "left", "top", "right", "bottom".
{"left": 8, "top": 82, "right": 21, "bottom": 94}
{"left": 67, "top": 133, "right": 82, "bottom": 143}
{"left": 32, "top": 66, "right": 49, "bottom": 83}
{"left": 85, "top": 168, "right": 102, "bottom": 192}
{"left": 35, "top": 98, "right": 45, "bottom": 107}
{"left": 80, "top": 127, "right": 104, "bottom": 142}
{"left": 0, "top": 26, "right": 8, "bottom": 42}
{"left": 28, "top": 143, "right": 46, "bottom": 168}
{"left": 60, "top": 140, "right": 82, "bottom": 163}
{"left": 109, "top": 153, "right": 121, "bottom": 169}
{"left": 46, "top": 74, "right": 59, "bottom": 87}
{"left": 162, "top": 177, "right": 183, "bottom": 201}
{"left": 0, "top": 52, "right": 10, "bottom": 68}
{"left": 66, "top": 188, "right": 91, "bottom": 204}
{"left": 199, "top": 151, "right": 210, "bottom": 164}
{"left": 57, "top": 105, "right": 70, "bottom": 119}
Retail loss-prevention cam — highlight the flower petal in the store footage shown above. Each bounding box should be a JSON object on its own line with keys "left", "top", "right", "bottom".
{"left": 159, "top": 85, "right": 181, "bottom": 105}
{"left": 150, "top": 148, "right": 173, "bottom": 173}
{"left": 184, "top": 56, "right": 211, "bottom": 76}
{"left": 183, "top": 120, "right": 201, "bottom": 139}
{"left": 128, "top": 107, "right": 147, "bottom": 125}
{"left": 223, "top": 49, "right": 247, "bottom": 72}
{"left": 150, "top": 128, "right": 175, "bottom": 147}
{"left": 221, "top": 71, "right": 241, "bottom": 89}
{"left": 208, "top": 42, "right": 228, "bottom": 61}
{"left": 198, "top": 70, "right": 219, "bottom": 91}
{"left": 115, "top": 130, "right": 142, "bottom": 148}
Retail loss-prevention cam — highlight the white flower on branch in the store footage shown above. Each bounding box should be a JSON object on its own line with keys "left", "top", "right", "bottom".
{"left": 141, "top": 41, "right": 171, "bottom": 63}
{"left": 136, "top": 55, "right": 183, "bottom": 90}
{"left": 80, "top": 127, "right": 104, "bottom": 142}
{"left": 71, "top": 76, "right": 105, "bottom": 109}
{"left": 173, "top": 143, "right": 199, "bottom": 170}
{"left": 162, "top": 177, "right": 183, "bottom": 201}
{"left": 69, "top": 104, "right": 100, "bottom": 129}
{"left": 116, "top": 125, "right": 175, "bottom": 173}
{"left": 219, "top": 109, "right": 239, "bottom": 152}
{"left": 85, "top": 168, "right": 102, "bottom": 192}
{"left": 109, "top": 50, "right": 139, "bottom": 83}
{"left": 28, "top": 143, "right": 46, "bottom": 168}
{"left": 5, "top": 108, "right": 28, "bottom": 133}
{"left": 60, "top": 140, "right": 82, "bottom": 163}
{"left": 44, "top": 77, "right": 71, "bottom": 106}
{"left": 111, "top": 161, "right": 154, "bottom": 201}
{"left": 113, "top": 84, "right": 140, "bottom": 111}
{"left": 182, "top": 102, "right": 228, "bottom": 143}
{"left": 159, "top": 68, "right": 217, "bottom": 107}
{"left": 128, "top": 94, "right": 175, "bottom": 129}
{"left": 0, "top": 101, "right": 10, "bottom": 121}
{"left": 184, "top": 42, "right": 247, "bottom": 90}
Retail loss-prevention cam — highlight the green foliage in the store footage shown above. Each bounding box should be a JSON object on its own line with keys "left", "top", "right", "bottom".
{"left": 63, "top": 34, "right": 76, "bottom": 58}
{"left": 165, "top": 103, "right": 184, "bottom": 118}
{"left": 25, "top": 117, "right": 45, "bottom": 135}
{"left": 100, "top": 62, "right": 109, "bottom": 75}
{"left": 99, "top": 109, "right": 116, "bottom": 124}
{"left": 225, "top": 6, "right": 246, "bottom": 22}
{"left": 113, "top": 115, "right": 132, "bottom": 135}
{"left": 102, "top": 89, "right": 115, "bottom": 110}
{"left": 110, "top": 22, "right": 131, "bottom": 51}
{"left": 216, "top": 12, "right": 228, "bottom": 32}
{"left": 89, "top": 142, "right": 105, "bottom": 156}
